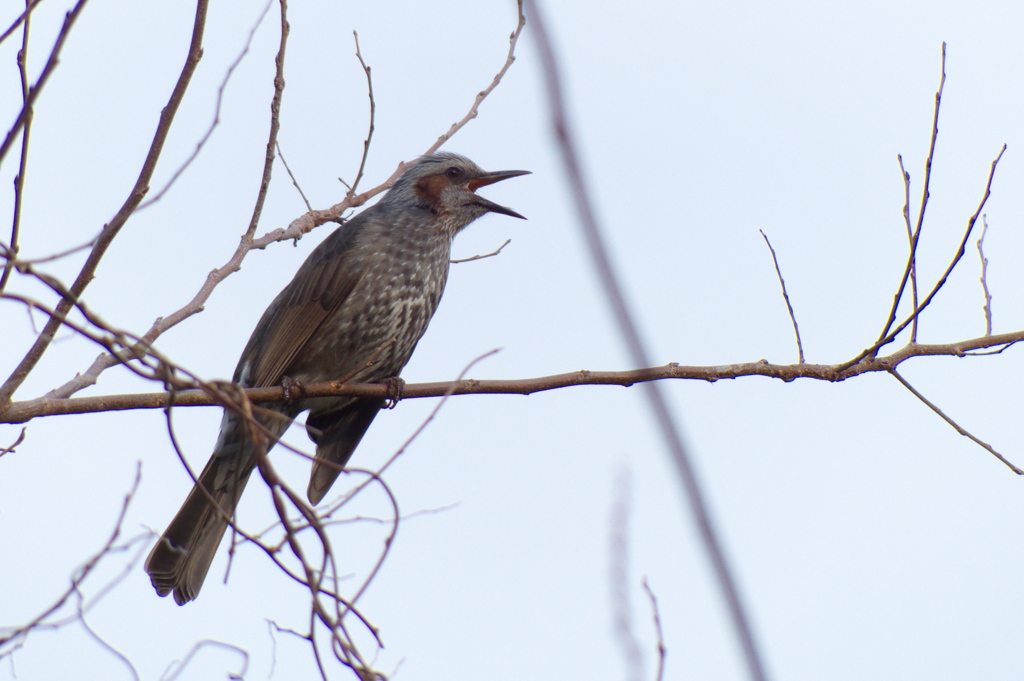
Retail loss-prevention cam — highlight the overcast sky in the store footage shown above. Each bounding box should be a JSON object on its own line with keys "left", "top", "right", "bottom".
{"left": 3, "top": 1, "right": 1024, "bottom": 679}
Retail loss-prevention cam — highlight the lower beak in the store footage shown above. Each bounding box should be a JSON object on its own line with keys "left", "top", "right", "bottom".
{"left": 468, "top": 169, "right": 531, "bottom": 220}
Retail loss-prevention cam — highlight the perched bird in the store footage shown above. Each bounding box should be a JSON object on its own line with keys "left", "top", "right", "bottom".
{"left": 145, "top": 152, "right": 529, "bottom": 605}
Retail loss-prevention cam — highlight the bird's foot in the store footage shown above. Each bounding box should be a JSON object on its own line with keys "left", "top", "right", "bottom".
{"left": 281, "top": 376, "right": 306, "bottom": 405}
{"left": 382, "top": 377, "right": 406, "bottom": 409}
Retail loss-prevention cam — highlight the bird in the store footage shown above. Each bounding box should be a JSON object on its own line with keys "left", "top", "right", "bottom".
{"left": 145, "top": 152, "right": 529, "bottom": 605}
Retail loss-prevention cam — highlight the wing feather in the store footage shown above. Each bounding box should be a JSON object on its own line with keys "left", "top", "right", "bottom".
{"left": 235, "top": 222, "right": 365, "bottom": 389}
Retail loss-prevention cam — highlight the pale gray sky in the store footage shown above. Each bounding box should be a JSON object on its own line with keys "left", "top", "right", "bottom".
{"left": 2, "top": 1, "right": 1024, "bottom": 679}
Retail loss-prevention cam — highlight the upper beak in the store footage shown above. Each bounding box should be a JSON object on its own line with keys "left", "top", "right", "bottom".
{"left": 468, "top": 169, "right": 531, "bottom": 219}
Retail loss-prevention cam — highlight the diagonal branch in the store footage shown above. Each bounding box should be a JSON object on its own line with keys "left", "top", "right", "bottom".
{"left": 887, "top": 368, "right": 1021, "bottom": 473}
{"left": 977, "top": 215, "right": 993, "bottom": 335}
{"left": 136, "top": 0, "right": 276, "bottom": 212}
{"left": 0, "top": 0, "right": 34, "bottom": 297}
{"left": 280, "top": 0, "right": 527, "bottom": 243}
{"left": 525, "top": 1, "right": 769, "bottom": 679}
{"left": 245, "top": 0, "right": 290, "bottom": 241}
{"left": 0, "top": 0, "right": 43, "bottom": 46}
{"left": 450, "top": 238, "right": 511, "bottom": 264}
{"left": 839, "top": 144, "right": 1005, "bottom": 372}
{"left": 759, "top": 230, "right": 805, "bottom": 363}
{"left": 342, "top": 31, "right": 375, "bottom": 199}
{"left": 877, "top": 43, "right": 946, "bottom": 348}
{"left": 896, "top": 154, "right": 920, "bottom": 341}
{"left": 0, "top": 0, "right": 88, "bottom": 165}
{"left": 425, "top": 0, "right": 526, "bottom": 155}
{"left": 0, "top": 0, "right": 210, "bottom": 414}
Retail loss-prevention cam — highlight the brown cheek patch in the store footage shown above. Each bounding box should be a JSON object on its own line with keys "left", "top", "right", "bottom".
{"left": 414, "top": 174, "right": 447, "bottom": 214}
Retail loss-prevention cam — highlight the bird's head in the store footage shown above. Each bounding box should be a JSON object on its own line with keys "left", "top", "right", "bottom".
{"left": 384, "top": 153, "right": 530, "bottom": 232}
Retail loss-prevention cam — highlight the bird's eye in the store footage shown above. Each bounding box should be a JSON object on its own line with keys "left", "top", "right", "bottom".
{"left": 445, "top": 167, "right": 461, "bottom": 179}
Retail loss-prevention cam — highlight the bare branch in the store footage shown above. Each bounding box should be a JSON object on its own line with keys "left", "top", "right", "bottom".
{"left": 0, "top": 0, "right": 34, "bottom": 297}
{"left": 977, "top": 215, "right": 993, "bottom": 335}
{"left": 345, "top": 31, "right": 375, "bottom": 199}
{"left": 897, "top": 154, "right": 920, "bottom": 341}
{"left": 878, "top": 43, "right": 946, "bottom": 347}
{"left": 136, "top": 0, "right": 275, "bottom": 212}
{"left": 1, "top": 230, "right": 100, "bottom": 266}
{"left": 840, "top": 143, "right": 1006, "bottom": 372}
{"left": 0, "top": 0, "right": 43, "bottom": 46}
{"left": 0, "top": 0, "right": 88, "bottom": 165}
{"left": 611, "top": 468, "right": 644, "bottom": 681}
{"left": 888, "top": 368, "right": 1021, "bottom": 473}
{"left": 527, "top": 2, "right": 769, "bottom": 678}
{"left": 9, "top": 273, "right": 1024, "bottom": 476}
{"left": 24, "top": 0, "right": 285, "bottom": 403}
{"left": 0, "top": 464, "right": 147, "bottom": 658}
{"left": 450, "top": 238, "right": 511, "bottom": 264}
{"left": 0, "top": 426, "right": 26, "bottom": 458}
{"left": 425, "top": 0, "right": 525, "bottom": 155}
{"left": 160, "top": 640, "right": 250, "bottom": 681}
{"left": 245, "top": 0, "right": 290, "bottom": 240}
{"left": 759, "top": 230, "right": 805, "bottom": 363}
{"left": 642, "top": 578, "right": 666, "bottom": 681}
{"left": 526, "top": 2, "right": 768, "bottom": 678}
{"left": 0, "top": 0, "right": 210, "bottom": 413}
{"left": 277, "top": 140, "right": 313, "bottom": 211}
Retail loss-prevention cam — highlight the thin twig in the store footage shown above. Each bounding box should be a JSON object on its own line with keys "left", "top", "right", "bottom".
{"left": 525, "top": 2, "right": 769, "bottom": 679}
{"left": 0, "top": 0, "right": 210, "bottom": 414}
{"left": 759, "top": 230, "right": 805, "bottom": 363}
{"left": 424, "top": 0, "right": 525, "bottom": 155}
{"left": 245, "top": 0, "right": 289, "bottom": 240}
{"left": 642, "top": 578, "right": 667, "bottom": 681}
{"left": 74, "top": 587, "right": 140, "bottom": 681}
{"left": 0, "top": 464, "right": 144, "bottom": 656}
{"left": 343, "top": 349, "right": 501, "bottom": 613}
{"left": 1, "top": 231, "right": 100, "bottom": 266}
{"left": 897, "top": 154, "right": 919, "bottom": 341}
{"left": 888, "top": 368, "right": 1021, "bottom": 473}
{"left": 0, "top": 0, "right": 88, "bottom": 165}
{"left": 0, "top": 427, "right": 26, "bottom": 458}
{"left": 0, "top": 0, "right": 43, "bottom": 46}
{"left": 137, "top": 0, "right": 275, "bottom": 211}
{"left": 611, "top": 468, "right": 644, "bottom": 681}
{"left": 0, "top": 0, "right": 33, "bottom": 297}
{"left": 450, "top": 238, "right": 511, "bottom": 264}
{"left": 877, "top": 43, "right": 946, "bottom": 347}
{"left": 977, "top": 215, "right": 992, "bottom": 335}
{"left": 159, "top": 640, "right": 250, "bottom": 681}
{"left": 277, "top": 141, "right": 313, "bottom": 211}
{"left": 839, "top": 144, "right": 1006, "bottom": 372}
{"left": 346, "top": 31, "right": 375, "bottom": 199}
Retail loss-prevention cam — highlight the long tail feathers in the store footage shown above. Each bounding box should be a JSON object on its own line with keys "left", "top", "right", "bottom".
{"left": 147, "top": 399, "right": 378, "bottom": 602}
{"left": 145, "top": 458, "right": 251, "bottom": 605}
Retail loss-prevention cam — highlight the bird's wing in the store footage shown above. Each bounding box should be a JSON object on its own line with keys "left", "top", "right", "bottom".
{"left": 239, "top": 226, "right": 364, "bottom": 389}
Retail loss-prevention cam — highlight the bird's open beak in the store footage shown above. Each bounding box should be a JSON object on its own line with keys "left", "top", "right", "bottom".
{"left": 468, "top": 169, "right": 531, "bottom": 219}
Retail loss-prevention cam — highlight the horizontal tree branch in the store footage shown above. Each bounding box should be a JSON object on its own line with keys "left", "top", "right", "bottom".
{"left": 5, "top": 330, "right": 1021, "bottom": 424}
